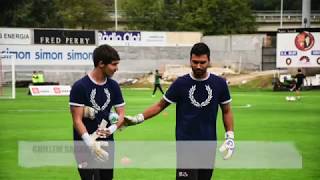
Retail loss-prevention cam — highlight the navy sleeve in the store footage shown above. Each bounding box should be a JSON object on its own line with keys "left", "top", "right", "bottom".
{"left": 112, "top": 81, "right": 125, "bottom": 107}
{"left": 164, "top": 78, "right": 180, "bottom": 104}
{"left": 69, "top": 81, "right": 86, "bottom": 107}
{"left": 219, "top": 79, "right": 232, "bottom": 104}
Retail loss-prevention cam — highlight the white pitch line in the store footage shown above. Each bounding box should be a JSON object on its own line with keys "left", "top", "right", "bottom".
{"left": 233, "top": 93, "right": 318, "bottom": 98}
{"left": 3, "top": 104, "right": 252, "bottom": 113}
{"left": 5, "top": 109, "right": 68, "bottom": 112}
{"left": 125, "top": 88, "right": 151, "bottom": 90}
{"left": 233, "top": 104, "right": 252, "bottom": 109}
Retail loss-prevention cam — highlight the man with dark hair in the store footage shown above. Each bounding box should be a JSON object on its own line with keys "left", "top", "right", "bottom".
{"left": 69, "top": 44, "right": 125, "bottom": 180}
{"left": 125, "top": 42, "right": 235, "bottom": 180}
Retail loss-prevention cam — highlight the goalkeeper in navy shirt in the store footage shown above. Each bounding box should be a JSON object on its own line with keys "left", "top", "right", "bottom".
{"left": 69, "top": 44, "right": 125, "bottom": 180}
{"left": 125, "top": 42, "right": 234, "bottom": 180}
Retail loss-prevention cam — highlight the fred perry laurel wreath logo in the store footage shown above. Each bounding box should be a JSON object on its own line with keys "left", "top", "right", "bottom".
{"left": 90, "top": 88, "right": 110, "bottom": 111}
{"left": 188, "top": 85, "right": 212, "bottom": 108}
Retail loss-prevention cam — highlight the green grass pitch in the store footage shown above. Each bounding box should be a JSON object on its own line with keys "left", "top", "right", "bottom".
{"left": 0, "top": 87, "right": 319, "bottom": 179}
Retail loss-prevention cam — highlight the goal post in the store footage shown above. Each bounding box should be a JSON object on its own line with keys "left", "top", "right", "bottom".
{"left": 0, "top": 53, "right": 15, "bottom": 99}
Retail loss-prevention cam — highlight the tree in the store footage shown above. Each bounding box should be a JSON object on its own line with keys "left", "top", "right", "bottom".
{"left": 121, "top": 0, "right": 181, "bottom": 30}
{"left": 0, "top": 0, "right": 23, "bottom": 26}
{"left": 56, "top": 0, "right": 111, "bottom": 29}
{"left": 205, "top": 0, "right": 256, "bottom": 34}
{"left": 0, "top": 0, "right": 63, "bottom": 27}
{"left": 122, "top": 0, "right": 256, "bottom": 35}
{"left": 0, "top": 0, "right": 111, "bottom": 29}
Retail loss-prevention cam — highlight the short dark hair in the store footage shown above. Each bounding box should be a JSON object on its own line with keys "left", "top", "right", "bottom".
{"left": 93, "top": 44, "right": 120, "bottom": 67}
{"left": 298, "top": 68, "right": 302, "bottom": 72}
{"left": 190, "top": 42, "right": 210, "bottom": 60}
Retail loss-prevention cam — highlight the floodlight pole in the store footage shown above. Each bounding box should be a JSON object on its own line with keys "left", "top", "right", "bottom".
{"left": 302, "top": 0, "right": 311, "bottom": 28}
{"left": 279, "top": 0, "right": 283, "bottom": 79}
{"left": 115, "top": 0, "right": 118, "bottom": 31}
{"left": 280, "top": 0, "right": 283, "bottom": 28}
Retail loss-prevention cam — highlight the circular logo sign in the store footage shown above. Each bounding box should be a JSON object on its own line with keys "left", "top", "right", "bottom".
{"left": 295, "top": 31, "right": 314, "bottom": 51}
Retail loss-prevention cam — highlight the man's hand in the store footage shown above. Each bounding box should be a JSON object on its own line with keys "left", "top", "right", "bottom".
{"left": 91, "top": 119, "right": 109, "bottom": 139}
{"left": 219, "top": 131, "right": 235, "bottom": 160}
{"left": 96, "top": 124, "right": 117, "bottom": 138}
{"left": 90, "top": 141, "right": 109, "bottom": 162}
{"left": 83, "top": 106, "right": 97, "bottom": 120}
{"left": 81, "top": 133, "right": 109, "bottom": 162}
{"left": 124, "top": 114, "right": 144, "bottom": 126}
{"left": 95, "top": 112, "right": 119, "bottom": 138}
{"left": 105, "top": 124, "right": 117, "bottom": 136}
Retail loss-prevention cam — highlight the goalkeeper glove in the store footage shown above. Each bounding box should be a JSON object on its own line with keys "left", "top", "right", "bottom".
{"left": 83, "top": 106, "right": 97, "bottom": 120}
{"left": 95, "top": 113, "right": 119, "bottom": 138}
{"left": 124, "top": 114, "right": 144, "bottom": 126}
{"left": 97, "top": 124, "right": 117, "bottom": 138}
{"left": 91, "top": 119, "right": 108, "bottom": 139}
{"left": 81, "top": 132, "right": 109, "bottom": 162}
{"left": 219, "top": 131, "right": 235, "bottom": 160}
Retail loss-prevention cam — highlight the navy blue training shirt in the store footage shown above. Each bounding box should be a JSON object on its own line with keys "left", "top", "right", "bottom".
{"left": 69, "top": 74, "right": 125, "bottom": 141}
{"left": 164, "top": 73, "right": 231, "bottom": 140}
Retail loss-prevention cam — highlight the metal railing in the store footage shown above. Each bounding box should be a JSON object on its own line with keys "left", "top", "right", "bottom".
{"left": 253, "top": 10, "right": 320, "bottom": 23}
{"left": 104, "top": 10, "right": 320, "bottom": 24}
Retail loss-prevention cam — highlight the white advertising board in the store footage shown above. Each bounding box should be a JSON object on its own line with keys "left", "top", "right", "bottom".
{"left": 0, "top": 28, "right": 32, "bottom": 45}
{"left": 98, "top": 31, "right": 167, "bottom": 46}
{"left": 0, "top": 45, "right": 96, "bottom": 65}
{"left": 29, "top": 85, "right": 71, "bottom": 96}
{"left": 277, "top": 29, "right": 320, "bottom": 68}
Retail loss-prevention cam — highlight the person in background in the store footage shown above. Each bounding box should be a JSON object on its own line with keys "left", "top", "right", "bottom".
{"left": 291, "top": 68, "right": 307, "bottom": 99}
{"left": 152, "top": 69, "right": 164, "bottom": 97}
{"left": 32, "top": 71, "right": 39, "bottom": 85}
{"left": 37, "top": 71, "right": 45, "bottom": 85}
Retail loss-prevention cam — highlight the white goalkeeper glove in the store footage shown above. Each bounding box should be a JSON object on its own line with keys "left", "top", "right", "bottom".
{"left": 124, "top": 114, "right": 144, "bottom": 126}
{"left": 81, "top": 132, "right": 109, "bottom": 162}
{"left": 219, "top": 131, "right": 235, "bottom": 160}
{"left": 97, "top": 124, "right": 118, "bottom": 138}
{"left": 83, "top": 106, "right": 97, "bottom": 120}
{"left": 91, "top": 119, "right": 109, "bottom": 139}
{"left": 95, "top": 112, "right": 119, "bottom": 138}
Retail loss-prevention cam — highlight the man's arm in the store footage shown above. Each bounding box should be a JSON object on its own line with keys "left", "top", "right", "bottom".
{"left": 71, "top": 105, "right": 109, "bottom": 161}
{"left": 70, "top": 106, "right": 88, "bottom": 136}
{"left": 99, "top": 105, "right": 126, "bottom": 137}
{"left": 114, "top": 105, "right": 125, "bottom": 128}
{"left": 219, "top": 103, "right": 235, "bottom": 160}
{"left": 125, "top": 98, "right": 170, "bottom": 125}
{"left": 143, "top": 98, "right": 170, "bottom": 120}
{"left": 220, "top": 103, "right": 234, "bottom": 132}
